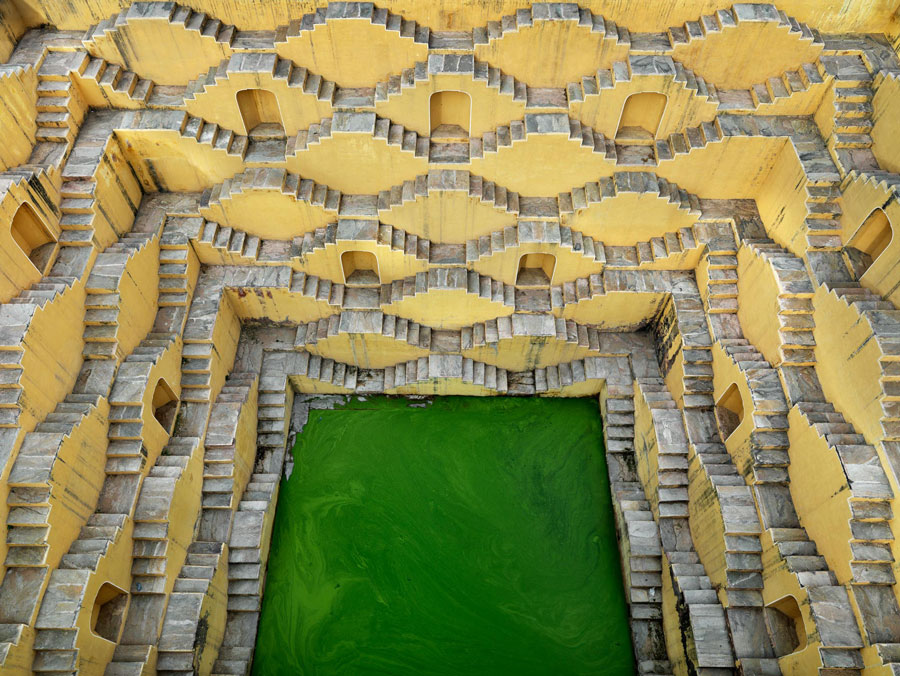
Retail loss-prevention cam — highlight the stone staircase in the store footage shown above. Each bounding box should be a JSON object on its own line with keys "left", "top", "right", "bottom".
{"left": 745, "top": 64, "right": 823, "bottom": 109}
{"left": 746, "top": 241, "right": 817, "bottom": 365}
{"left": 155, "top": 542, "right": 227, "bottom": 675}
{"left": 0, "top": 375, "right": 107, "bottom": 666}
{"left": 817, "top": 55, "right": 878, "bottom": 174}
{"left": 658, "top": 292, "right": 781, "bottom": 673}
{"left": 279, "top": 3, "right": 429, "bottom": 49}
{"left": 32, "top": 512, "right": 128, "bottom": 674}
{"left": 178, "top": 113, "right": 248, "bottom": 160}
{"left": 184, "top": 53, "right": 336, "bottom": 106}
{"left": 379, "top": 269, "right": 515, "bottom": 313}
{"left": 34, "top": 50, "right": 88, "bottom": 146}
{"left": 828, "top": 84, "right": 874, "bottom": 151}
{"left": 83, "top": 231, "right": 159, "bottom": 359}
{"left": 201, "top": 167, "right": 341, "bottom": 226}
{"left": 104, "top": 437, "right": 201, "bottom": 674}
{"left": 568, "top": 57, "right": 718, "bottom": 110}
{"left": 377, "top": 170, "right": 519, "bottom": 221}
{"left": 826, "top": 283, "right": 900, "bottom": 440}
{"left": 297, "top": 310, "right": 433, "bottom": 354}
{"left": 152, "top": 374, "right": 259, "bottom": 672}
{"left": 208, "top": 471, "right": 278, "bottom": 676}
{"left": 84, "top": 3, "right": 235, "bottom": 56}
{"left": 802, "top": 182, "right": 844, "bottom": 250}
{"left": 533, "top": 356, "right": 619, "bottom": 392}
{"left": 656, "top": 119, "right": 723, "bottom": 163}
{"left": 0, "top": 264, "right": 84, "bottom": 431}
{"left": 464, "top": 221, "right": 606, "bottom": 266}
{"left": 634, "top": 376, "right": 737, "bottom": 672}
{"left": 57, "top": 176, "right": 98, "bottom": 247}
{"left": 157, "top": 218, "right": 195, "bottom": 309}
{"left": 197, "top": 219, "right": 261, "bottom": 264}
{"left": 289, "top": 350, "right": 359, "bottom": 392}
{"left": 5, "top": 392, "right": 103, "bottom": 567}
{"left": 375, "top": 55, "right": 527, "bottom": 107}
{"left": 472, "top": 3, "right": 629, "bottom": 48}
{"left": 470, "top": 113, "right": 615, "bottom": 162}
{"left": 735, "top": 238, "right": 889, "bottom": 672}
{"left": 200, "top": 372, "right": 257, "bottom": 519}
{"left": 297, "top": 220, "right": 431, "bottom": 264}
{"left": 668, "top": 5, "right": 821, "bottom": 52}
{"left": 795, "top": 399, "right": 895, "bottom": 578}
{"left": 600, "top": 382, "right": 674, "bottom": 676}
{"left": 559, "top": 171, "right": 701, "bottom": 219}
{"left": 288, "top": 271, "right": 346, "bottom": 309}
{"left": 78, "top": 56, "right": 153, "bottom": 108}
{"left": 385, "top": 355, "right": 509, "bottom": 392}
{"left": 603, "top": 226, "right": 700, "bottom": 269}
{"left": 293, "top": 112, "right": 429, "bottom": 159}
{"left": 465, "top": 314, "right": 603, "bottom": 354}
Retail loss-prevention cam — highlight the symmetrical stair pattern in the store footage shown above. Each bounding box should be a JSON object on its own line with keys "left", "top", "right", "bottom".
{"left": 0, "top": 2, "right": 898, "bottom": 676}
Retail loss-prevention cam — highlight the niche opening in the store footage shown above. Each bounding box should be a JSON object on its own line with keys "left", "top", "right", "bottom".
{"left": 236, "top": 88, "right": 284, "bottom": 138}
{"left": 152, "top": 378, "right": 178, "bottom": 434}
{"left": 616, "top": 92, "right": 667, "bottom": 143}
{"left": 516, "top": 253, "right": 555, "bottom": 287}
{"left": 430, "top": 91, "right": 471, "bottom": 140}
{"left": 341, "top": 251, "right": 380, "bottom": 286}
{"left": 714, "top": 382, "right": 744, "bottom": 441}
{"left": 847, "top": 208, "right": 892, "bottom": 279}
{"left": 10, "top": 202, "right": 56, "bottom": 275}
{"left": 765, "top": 595, "right": 807, "bottom": 657}
{"left": 91, "top": 583, "right": 128, "bottom": 643}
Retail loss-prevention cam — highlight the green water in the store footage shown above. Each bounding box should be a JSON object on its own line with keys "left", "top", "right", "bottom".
{"left": 252, "top": 396, "right": 634, "bottom": 675}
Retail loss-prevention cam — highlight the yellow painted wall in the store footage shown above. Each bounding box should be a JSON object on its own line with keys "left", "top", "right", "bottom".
{"left": 376, "top": 73, "right": 525, "bottom": 138}
{"left": 19, "top": 0, "right": 900, "bottom": 34}
{"left": 84, "top": 14, "right": 233, "bottom": 86}
{"left": 186, "top": 69, "right": 334, "bottom": 136}
{"left": 671, "top": 20, "right": 822, "bottom": 90}
{"left": 786, "top": 407, "right": 854, "bottom": 583}
{"left": 756, "top": 143, "right": 810, "bottom": 257}
{"left": 872, "top": 75, "right": 900, "bottom": 175}
{"left": 736, "top": 246, "right": 786, "bottom": 367}
{"left": 839, "top": 176, "right": 900, "bottom": 308}
{"left": 0, "top": 66, "right": 37, "bottom": 171}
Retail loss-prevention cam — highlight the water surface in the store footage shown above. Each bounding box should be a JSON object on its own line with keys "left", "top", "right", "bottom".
{"left": 253, "top": 396, "right": 633, "bottom": 675}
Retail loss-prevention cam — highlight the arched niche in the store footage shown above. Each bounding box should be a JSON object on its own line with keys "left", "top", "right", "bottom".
{"left": 430, "top": 90, "right": 471, "bottom": 140}
{"left": 151, "top": 377, "right": 178, "bottom": 434}
{"left": 341, "top": 250, "right": 380, "bottom": 286}
{"left": 10, "top": 201, "right": 57, "bottom": 275}
{"left": 847, "top": 207, "right": 892, "bottom": 279}
{"left": 714, "top": 382, "right": 744, "bottom": 441}
{"left": 765, "top": 595, "right": 807, "bottom": 657}
{"left": 516, "top": 253, "right": 555, "bottom": 287}
{"left": 616, "top": 92, "right": 667, "bottom": 143}
{"left": 91, "top": 582, "right": 128, "bottom": 643}
{"left": 236, "top": 88, "right": 284, "bottom": 137}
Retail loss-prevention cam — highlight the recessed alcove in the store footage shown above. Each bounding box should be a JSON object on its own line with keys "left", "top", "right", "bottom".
{"left": 91, "top": 583, "right": 128, "bottom": 643}
{"left": 341, "top": 251, "right": 380, "bottom": 286}
{"left": 516, "top": 253, "right": 555, "bottom": 287}
{"left": 430, "top": 90, "right": 471, "bottom": 141}
{"left": 151, "top": 378, "right": 178, "bottom": 434}
{"left": 236, "top": 88, "right": 284, "bottom": 138}
{"left": 615, "top": 92, "right": 667, "bottom": 144}
{"left": 714, "top": 382, "right": 744, "bottom": 441}
{"left": 765, "top": 595, "right": 807, "bottom": 657}
{"left": 10, "top": 202, "right": 57, "bottom": 275}
{"left": 846, "top": 207, "right": 892, "bottom": 279}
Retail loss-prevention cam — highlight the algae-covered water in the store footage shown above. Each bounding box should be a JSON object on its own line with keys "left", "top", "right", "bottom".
{"left": 252, "top": 396, "right": 634, "bottom": 675}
